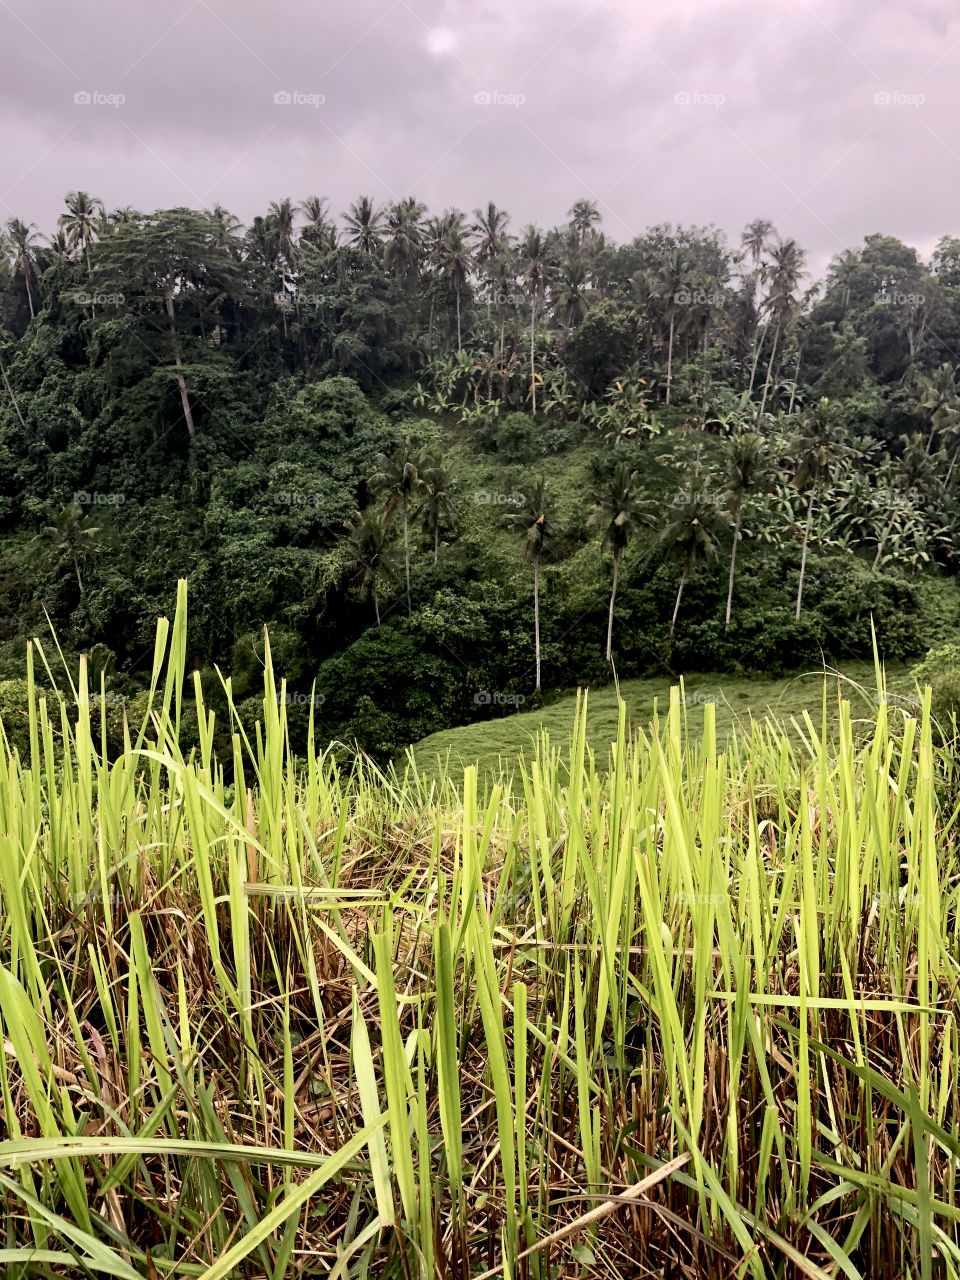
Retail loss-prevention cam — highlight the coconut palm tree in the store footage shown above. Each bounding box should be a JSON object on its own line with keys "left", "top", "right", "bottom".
{"left": 6, "top": 218, "right": 40, "bottom": 318}
{"left": 792, "top": 398, "right": 851, "bottom": 619}
{"left": 39, "top": 502, "right": 103, "bottom": 594}
{"left": 342, "top": 508, "right": 397, "bottom": 626}
{"left": 384, "top": 197, "right": 425, "bottom": 284}
{"left": 553, "top": 259, "right": 590, "bottom": 328}
{"left": 518, "top": 226, "right": 550, "bottom": 415}
{"left": 419, "top": 453, "right": 457, "bottom": 562}
{"left": 370, "top": 440, "right": 423, "bottom": 612}
{"left": 432, "top": 211, "right": 472, "bottom": 352}
{"left": 646, "top": 248, "right": 691, "bottom": 405}
{"left": 299, "top": 196, "right": 337, "bottom": 249}
{"left": 756, "top": 238, "right": 806, "bottom": 422}
{"left": 508, "top": 478, "right": 552, "bottom": 691}
{"left": 590, "top": 463, "right": 645, "bottom": 662}
{"left": 568, "top": 199, "right": 601, "bottom": 252}
{"left": 722, "top": 431, "right": 768, "bottom": 630}
{"left": 658, "top": 492, "right": 723, "bottom": 639}
{"left": 343, "top": 196, "right": 384, "bottom": 255}
{"left": 206, "top": 204, "right": 243, "bottom": 255}
{"left": 58, "top": 191, "right": 104, "bottom": 273}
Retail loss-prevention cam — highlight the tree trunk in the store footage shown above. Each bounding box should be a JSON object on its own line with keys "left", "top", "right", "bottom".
{"left": 0, "top": 354, "right": 26, "bottom": 429}
{"left": 434, "top": 523, "right": 439, "bottom": 565}
{"left": 165, "top": 290, "right": 197, "bottom": 439}
{"left": 74, "top": 555, "right": 83, "bottom": 595}
{"left": 747, "top": 318, "right": 767, "bottom": 395}
{"left": 666, "top": 313, "right": 675, "bottom": 404}
{"left": 796, "top": 484, "right": 816, "bottom": 620}
{"left": 724, "top": 506, "right": 742, "bottom": 632}
{"left": 756, "top": 320, "right": 781, "bottom": 424}
{"left": 456, "top": 285, "right": 462, "bottom": 352}
{"left": 373, "top": 582, "right": 381, "bottom": 627}
{"left": 787, "top": 346, "right": 802, "bottom": 416}
{"left": 530, "top": 299, "right": 537, "bottom": 416}
{"left": 606, "top": 549, "right": 621, "bottom": 664}
{"left": 24, "top": 267, "right": 35, "bottom": 320}
{"left": 402, "top": 501, "right": 412, "bottom": 613}
{"left": 533, "top": 556, "right": 541, "bottom": 691}
{"left": 670, "top": 569, "right": 686, "bottom": 638}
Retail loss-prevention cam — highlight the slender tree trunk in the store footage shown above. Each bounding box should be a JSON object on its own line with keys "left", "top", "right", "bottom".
{"left": 724, "top": 506, "right": 742, "bottom": 632}
{"left": 606, "top": 549, "right": 621, "bottom": 663}
{"left": 74, "top": 556, "right": 83, "bottom": 595}
{"left": 873, "top": 512, "right": 895, "bottom": 570}
{"left": 165, "top": 290, "right": 197, "bottom": 439}
{"left": 456, "top": 286, "right": 462, "bottom": 352}
{"left": 24, "top": 267, "right": 35, "bottom": 320}
{"left": 756, "top": 320, "right": 781, "bottom": 424}
{"left": 434, "top": 524, "right": 439, "bottom": 565}
{"left": 373, "top": 582, "right": 381, "bottom": 627}
{"left": 0, "top": 354, "right": 26, "bottom": 429}
{"left": 748, "top": 318, "right": 767, "bottom": 395}
{"left": 666, "top": 313, "right": 675, "bottom": 404}
{"left": 787, "top": 346, "right": 802, "bottom": 416}
{"left": 796, "top": 484, "right": 816, "bottom": 620}
{"left": 670, "top": 569, "right": 686, "bottom": 638}
{"left": 530, "top": 298, "right": 537, "bottom": 416}
{"left": 533, "top": 556, "right": 541, "bottom": 691}
{"left": 402, "top": 501, "right": 412, "bottom": 612}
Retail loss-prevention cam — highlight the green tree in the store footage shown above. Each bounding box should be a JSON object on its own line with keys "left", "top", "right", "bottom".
{"left": 370, "top": 440, "right": 423, "bottom": 612}
{"left": 508, "top": 478, "right": 552, "bottom": 691}
{"left": 792, "top": 399, "right": 851, "bottom": 619}
{"left": 590, "top": 463, "right": 645, "bottom": 663}
{"left": 343, "top": 196, "right": 384, "bottom": 255}
{"left": 419, "top": 453, "right": 457, "bottom": 562}
{"left": 342, "top": 508, "right": 397, "bottom": 626}
{"left": 58, "top": 191, "right": 104, "bottom": 274}
{"left": 39, "top": 502, "right": 104, "bottom": 594}
{"left": 722, "top": 431, "right": 767, "bottom": 631}
{"left": 658, "top": 491, "right": 723, "bottom": 638}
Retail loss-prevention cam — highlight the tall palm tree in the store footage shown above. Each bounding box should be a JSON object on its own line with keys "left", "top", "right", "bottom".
{"left": 58, "top": 191, "right": 104, "bottom": 273}
{"left": 553, "top": 259, "right": 590, "bottom": 328}
{"left": 722, "top": 431, "right": 767, "bottom": 631}
{"left": 658, "top": 492, "right": 723, "bottom": 639}
{"left": 433, "top": 211, "right": 472, "bottom": 352}
{"left": 471, "top": 202, "right": 512, "bottom": 315}
{"left": 206, "top": 203, "right": 243, "bottom": 255}
{"left": 792, "top": 399, "right": 850, "bottom": 619}
{"left": 568, "top": 199, "right": 601, "bottom": 251}
{"left": 915, "top": 363, "right": 960, "bottom": 461}
{"left": 419, "top": 453, "right": 457, "bottom": 562}
{"left": 39, "top": 502, "right": 103, "bottom": 594}
{"left": 6, "top": 218, "right": 40, "bottom": 318}
{"left": 508, "top": 478, "right": 552, "bottom": 691}
{"left": 343, "top": 196, "right": 384, "bottom": 255}
{"left": 590, "top": 463, "right": 645, "bottom": 663}
{"left": 384, "top": 197, "right": 425, "bottom": 283}
{"left": 299, "top": 196, "right": 337, "bottom": 250}
{"left": 519, "top": 226, "right": 550, "bottom": 415}
{"left": 342, "top": 508, "right": 397, "bottom": 626}
{"left": 646, "top": 248, "right": 691, "bottom": 405}
{"left": 756, "top": 238, "right": 806, "bottom": 422}
{"left": 370, "top": 440, "right": 423, "bottom": 612}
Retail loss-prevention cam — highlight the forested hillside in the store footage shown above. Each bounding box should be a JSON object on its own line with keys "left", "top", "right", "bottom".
{"left": 0, "top": 196, "right": 958, "bottom": 759}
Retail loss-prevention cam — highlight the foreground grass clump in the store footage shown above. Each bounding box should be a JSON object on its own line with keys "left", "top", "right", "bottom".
{"left": 0, "top": 584, "right": 959, "bottom": 1278}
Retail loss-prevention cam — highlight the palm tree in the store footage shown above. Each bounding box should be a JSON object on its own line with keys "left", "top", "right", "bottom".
{"left": 342, "top": 509, "right": 397, "bottom": 626}
{"left": 519, "top": 226, "right": 550, "bottom": 415}
{"left": 568, "top": 199, "right": 601, "bottom": 251}
{"left": 343, "top": 196, "right": 384, "bottom": 255}
{"left": 553, "top": 259, "right": 590, "bottom": 328}
{"left": 39, "top": 502, "right": 103, "bottom": 594}
{"left": 58, "top": 191, "right": 104, "bottom": 273}
{"left": 419, "top": 453, "right": 457, "bottom": 562}
{"left": 206, "top": 204, "right": 243, "bottom": 255}
{"left": 658, "top": 492, "right": 723, "bottom": 639}
{"left": 722, "top": 431, "right": 767, "bottom": 631}
{"left": 915, "top": 363, "right": 960, "bottom": 460}
{"left": 299, "top": 196, "right": 337, "bottom": 250}
{"left": 384, "top": 197, "right": 425, "bottom": 283}
{"left": 471, "top": 202, "right": 512, "bottom": 316}
{"left": 756, "top": 238, "right": 806, "bottom": 422}
{"left": 646, "top": 248, "right": 691, "bottom": 405}
{"left": 508, "top": 478, "right": 552, "bottom": 691}
{"left": 433, "top": 211, "right": 472, "bottom": 351}
{"left": 590, "top": 463, "right": 645, "bottom": 663}
{"left": 370, "top": 440, "right": 423, "bottom": 611}
{"left": 792, "top": 399, "right": 850, "bottom": 619}
{"left": 6, "top": 218, "right": 40, "bottom": 318}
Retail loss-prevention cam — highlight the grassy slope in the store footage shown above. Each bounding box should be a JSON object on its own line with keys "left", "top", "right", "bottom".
{"left": 411, "top": 659, "right": 916, "bottom": 779}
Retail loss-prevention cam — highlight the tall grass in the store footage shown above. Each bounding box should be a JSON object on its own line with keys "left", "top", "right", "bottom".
{"left": 0, "top": 581, "right": 958, "bottom": 1277}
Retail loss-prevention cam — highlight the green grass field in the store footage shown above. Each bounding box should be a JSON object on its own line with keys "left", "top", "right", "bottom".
{"left": 411, "top": 659, "right": 916, "bottom": 779}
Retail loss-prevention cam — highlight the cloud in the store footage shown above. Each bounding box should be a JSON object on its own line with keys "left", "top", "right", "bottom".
{"left": 0, "top": 0, "right": 957, "bottom": 275}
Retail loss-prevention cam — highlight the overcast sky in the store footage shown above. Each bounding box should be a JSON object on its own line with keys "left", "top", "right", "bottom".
{"left": 2, "top": 0, "right": 958, "bottom": 275}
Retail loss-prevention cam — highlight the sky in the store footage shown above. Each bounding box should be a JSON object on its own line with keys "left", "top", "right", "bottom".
{"left": 2, "top": 0, "right": 959, "bottom": 275}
